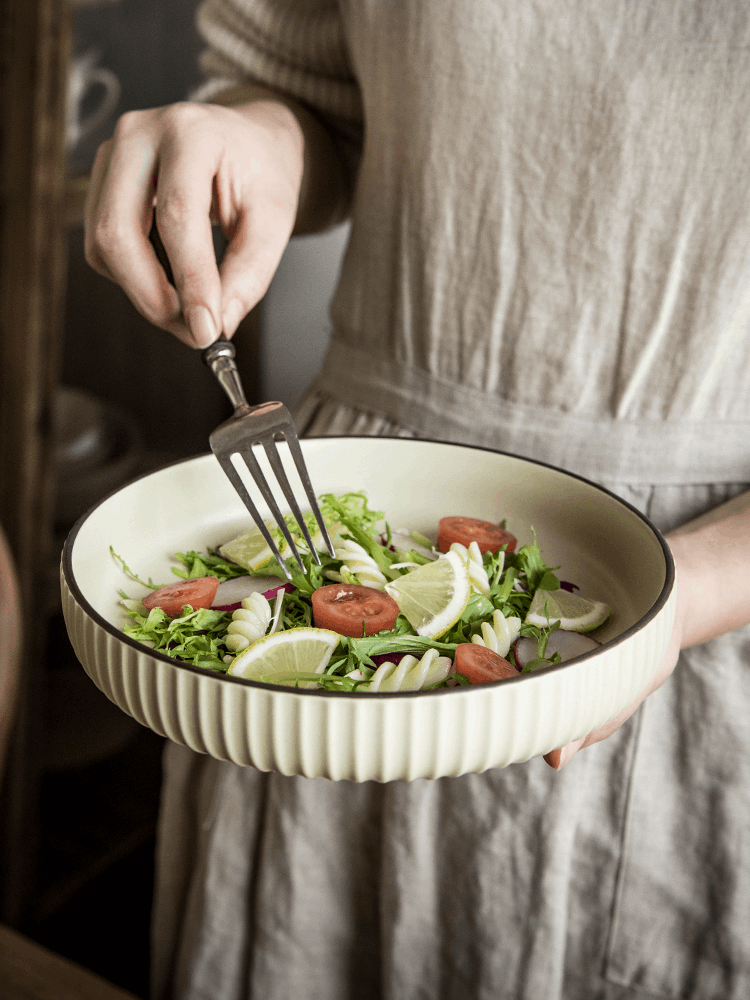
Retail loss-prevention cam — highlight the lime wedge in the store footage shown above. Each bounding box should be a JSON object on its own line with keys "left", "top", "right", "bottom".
{"left": 221, "top": 515, "right": 344, "bottom": 572}
{"left": 525, "top": 588, "right": 610, "bottom": 632}
{"left": 227, "top": 627, "right": 340, "bottom": 683}
{"left": 221, "top": 521, "right": 287, "bottom": 572}
{"left": 385, "top": 550, "right": 470, "bottom": 638}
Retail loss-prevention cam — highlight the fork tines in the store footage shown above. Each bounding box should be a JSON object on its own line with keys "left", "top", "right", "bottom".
{"left": 203, "top": 335, "right": 334, "bottom": 582}
{"left": 209, "top": 406, "right": 334, "bottom": 583}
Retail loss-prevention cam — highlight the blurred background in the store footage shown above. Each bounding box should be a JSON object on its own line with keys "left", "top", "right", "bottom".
{"left": 0, "top": 0, "right": 347, "bottom": 995}
{"left": 65, "top": 0, "right": 348, "bottom": 452}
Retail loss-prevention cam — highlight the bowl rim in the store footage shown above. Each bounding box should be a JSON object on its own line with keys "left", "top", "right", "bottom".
{"left": 61, "top": 434, "right": 675, "bottom": 699}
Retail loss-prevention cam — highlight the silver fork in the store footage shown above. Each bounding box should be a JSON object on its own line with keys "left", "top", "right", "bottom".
{"left": 202, "top": 334, "right": 334, "bottom": 581}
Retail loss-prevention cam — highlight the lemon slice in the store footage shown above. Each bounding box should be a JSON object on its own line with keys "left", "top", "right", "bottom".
{"left": 227, "top": 627, "right": 340, "bottom": 683}
{"left": 221, "top": 522, "right": 288, "bottom": 572}
{"left": 384, "top": 550, "right": 470, "bottom": 638}
{"left": 525, "top": 588, "right": 610, "bottom": 632}
{"left": 222, "top": 515, "right": 343, "bottom": 572}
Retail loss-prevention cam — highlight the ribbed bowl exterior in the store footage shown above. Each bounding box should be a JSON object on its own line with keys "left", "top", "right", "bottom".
{"left": 61, "top": 568, "right": 676, "bottom": 781}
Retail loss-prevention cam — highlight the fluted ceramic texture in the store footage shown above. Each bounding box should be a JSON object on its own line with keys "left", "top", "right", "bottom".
{"left": 61, "top": 438, "right": 675, "bottom": 781}
{"left": 62, "top": 578, "right": 674, "bottom": 779}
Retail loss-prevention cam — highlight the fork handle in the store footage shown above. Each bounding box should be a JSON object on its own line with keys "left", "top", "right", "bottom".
{"left": 202, "top": 334, "right": 251, "bottom": 415}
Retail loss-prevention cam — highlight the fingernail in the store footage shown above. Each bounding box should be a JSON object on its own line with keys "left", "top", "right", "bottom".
{"left": 184, "top": 305, "right": 217, "bottom": 348}
{"left": 222, "top": 298, "right": 245, "bottom": 337}
{"left": 544, "top": 738, "right": 584, "bottom": 770}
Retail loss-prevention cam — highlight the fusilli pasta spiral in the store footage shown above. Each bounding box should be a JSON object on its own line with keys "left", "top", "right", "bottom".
{"left": 225, "top": 592, "right": 272, "bottom": 652}
{"left": 471, "top": 609, "right": 522, "bottom": 658}
{"left": 364, "top": 647, "right": 453, "bottom": 692}
{"left": 450, "top": 540, "right": 490, "bottom": 595}
{"left": 325, "top": 538, "right": 388, "bottom": 590}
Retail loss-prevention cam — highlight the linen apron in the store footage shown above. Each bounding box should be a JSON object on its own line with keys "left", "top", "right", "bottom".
{"left": 153, "top": 2, "right": 750, "bottom": 997}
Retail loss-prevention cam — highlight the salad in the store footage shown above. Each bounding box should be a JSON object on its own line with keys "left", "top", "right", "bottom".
{"left": 114, "top": 492, "right": 611, "bottom": 692}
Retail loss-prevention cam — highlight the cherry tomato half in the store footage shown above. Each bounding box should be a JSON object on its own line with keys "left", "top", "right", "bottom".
{"left": 311, "top": 584, "right": 400, "bottom": 637}
{"left": 454, "top": 643, "right": 519, "bottom": 684}
{"left": 142, "top": 577, "right": 220, "bottom": 617}
{"left": 437, "top": 516, "right": 517, "bottom": 555}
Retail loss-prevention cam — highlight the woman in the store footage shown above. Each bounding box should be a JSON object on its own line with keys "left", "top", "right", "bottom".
{"left": 85, "top": 2, "right": 750, "bottom": 997}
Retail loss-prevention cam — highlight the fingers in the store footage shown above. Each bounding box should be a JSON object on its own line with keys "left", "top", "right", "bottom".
{"left": 543, "top": 622, "right": 683, "bottom": 770}
{"left": 85, "top": 109, "right": 189, "bottom": 342}
{"left": 544, "top": 696, "right": 650, "bottom": 771}
{"left": 84, "top": 140, "right": 117, "bottom": 282}
{"left": 214, "top": 101, "right": 303, "bottom": 336}
{"left": 154, "top": 109, "right": 224, "bottom": 346}
{"left": 84, "top": 100, "right": 304, "bottom": 348}
{"left": 544, "top": 739, "right": 585, "bottom": 771}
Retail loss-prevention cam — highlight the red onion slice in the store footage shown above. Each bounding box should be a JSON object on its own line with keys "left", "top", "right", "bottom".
{"left": 369, "top": 652, "right": 409, "bottom": 667}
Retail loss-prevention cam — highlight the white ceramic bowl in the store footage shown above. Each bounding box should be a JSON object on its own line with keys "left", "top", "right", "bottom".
{"left": 61, "top": 437, "right": 675, "bottom": 781}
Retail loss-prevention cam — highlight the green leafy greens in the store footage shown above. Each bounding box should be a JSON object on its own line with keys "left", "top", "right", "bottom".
{"left": 119, "top": 603, "right": 233, "bottom": 672}
{"left": 114, "top": 494, "right": 569, "bottom": 682}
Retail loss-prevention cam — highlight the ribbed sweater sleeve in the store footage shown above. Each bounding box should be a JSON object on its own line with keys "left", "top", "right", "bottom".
{"left": 192, "top": 0, "right": 362, "bottom": 122}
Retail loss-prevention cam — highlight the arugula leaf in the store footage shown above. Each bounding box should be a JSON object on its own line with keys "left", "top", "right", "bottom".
{"left": 342, "top": 633, "right": 456, "bottom": 671}
{"left": 537, "top": 569, "right": 561, "bottom": 592}
{"left": 508, "top": 533, "right": 560, "bottom": 592}
{"left": 110, "top": 547, "right": 163, "bottom": 590}
{"left": 171, "top": 552, "right": 209, "bottom": 579}
{"left": 317, "top": 493, "right": 406, "bottom": 576}
{"left": 485, "top": 548, "right": 506, "bottom": 588}
{"left": 387, "top": 548, "right": 433, "bottom": 570}
{"left": 517, "top": 620, "right": 562, "bottom": 673}
{"left": 281, "top": 547, "right": 342, "bottom": 596}
{"left": 171, "top": 549, "right": 260, "bottom": 582}
{"left": 461, "top": 592, "right": 495, "bottom": 623}
{"left": 494, "top": 566, "right": 517, "bottom": 604}
{"left": 434, "top": 593, "right": 495, "bottom": 646}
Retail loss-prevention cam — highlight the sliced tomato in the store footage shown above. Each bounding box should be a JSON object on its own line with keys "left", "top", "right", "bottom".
{"left": 311, "top": 584, "right": 400, "bottom": 637}
{"left": 454, "top": 643, "right": 519, "bottom": 684}
{"left": 142, "top": 577, "right": 220, "bottom": 617}
{"left": 437, "top": 516, "right": 517, "bottom": 555}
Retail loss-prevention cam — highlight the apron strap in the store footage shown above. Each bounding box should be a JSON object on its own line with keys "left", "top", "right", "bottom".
{"left": 315, "top": 340, "right": 750, "bottom": 486}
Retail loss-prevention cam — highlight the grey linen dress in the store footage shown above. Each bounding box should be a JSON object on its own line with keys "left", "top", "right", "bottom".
{"left": 152, "top": 2, "right": 750, "bottom": 998}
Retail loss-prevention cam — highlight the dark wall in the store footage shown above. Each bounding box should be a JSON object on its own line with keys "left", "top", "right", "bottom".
{"left": 69, "top": 0, "right": 204, "bottom": 174}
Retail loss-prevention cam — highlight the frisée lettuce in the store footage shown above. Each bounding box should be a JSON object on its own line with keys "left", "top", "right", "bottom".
{"left": 114, "top": 492, "right": 610, "bottom": 687}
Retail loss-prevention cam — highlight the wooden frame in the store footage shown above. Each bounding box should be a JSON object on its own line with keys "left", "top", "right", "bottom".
{"left": 0, "top": 0, "right": 71, "bottom": 925}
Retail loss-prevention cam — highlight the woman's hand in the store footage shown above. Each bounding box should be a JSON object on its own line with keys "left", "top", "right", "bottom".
{"left": 544, "top": 489, "right": 750, "bottom": 770}
{"left": 543, "top": 562, "right": 687, "bottom": 769}
{"left": 84, "top": 98, "right": 306, "bottom": 348}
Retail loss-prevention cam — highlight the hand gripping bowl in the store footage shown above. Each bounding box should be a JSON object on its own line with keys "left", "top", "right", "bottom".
{"left": 61, "top": 437, "right": 675, "bottom": 782}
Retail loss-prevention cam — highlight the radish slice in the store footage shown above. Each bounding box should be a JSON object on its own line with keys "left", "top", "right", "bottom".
{"left": 388, "top": 531, "right": 438, "bottom": 561}
{"left": 212, "top": 575, "right": 292, "bottom": 610}
{"left": 513, "top": 631, "right": 600, "bottom": 669}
